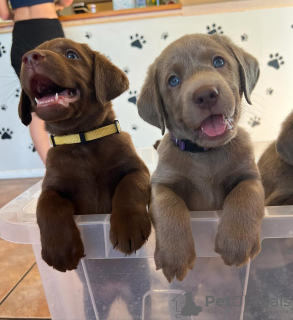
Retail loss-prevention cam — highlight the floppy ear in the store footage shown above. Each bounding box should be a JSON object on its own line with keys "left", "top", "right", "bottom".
{"left": 218, "top": 35, "right": 260, "bottom": 105}
{"left": 18, "top": 90, "right": 32, "bottom": 126}
{"left": 276, "top": 110, "right": 293, "bottom": 165}
{"left": 94, "top": 53, "right": 129, "bottom": 104}
{"left": 137, "top": 63, "right": 165, "bottom": 135}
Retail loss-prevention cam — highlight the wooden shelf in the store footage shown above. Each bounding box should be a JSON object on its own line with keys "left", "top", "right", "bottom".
{"left": 1, "top": 0, "right": 292, "bottom": 31}
{"left": 59, "top": 4, "right": 182, "bottom": 22}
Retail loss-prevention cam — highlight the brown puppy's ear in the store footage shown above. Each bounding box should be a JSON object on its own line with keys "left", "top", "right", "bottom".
{"left": 94, "top": 53, "right": 129, "bottom": 104}
{"left": 137, "top": 63, "right": 165, "bottom": 135}
{"left": 276, "top": 110, "right": 293, "bottom": 165}
{"left": 217, "top": 35, "right": 260, "bottom": 105}
{"left": 18, "top": 90, "right": 32, "bottom": 126}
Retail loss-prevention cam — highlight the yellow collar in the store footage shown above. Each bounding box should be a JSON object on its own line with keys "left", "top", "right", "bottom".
{"left": 50, "top": 120, "right": 121, "bottom": 147}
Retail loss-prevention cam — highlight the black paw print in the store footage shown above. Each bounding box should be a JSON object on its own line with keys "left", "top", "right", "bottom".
{"left": 206, "top": 24, "right": 224, "bottom": 35}
{"left": 0, "top": 128, "right": 13, "bottom": 139}
{"left": 128, "top": 91, "right": 137, "bottom": 105}
{"left": 85, "top": 31, "right": 92, "bottom": 39}
{"left": 1, "top": 104, "right": 7, "bottom": 111}
{"left": 102, "top": 54, "right": 111, "bottom": 61}
{"left": 29, "top": 143, "right": 36, "bottom": 152}
{"left": 161, "top": 32, "right": 168, "bottom": 40}
{"left": 131, "top": 124, "right": 138, "bottom": 130}
{"left": 123, "top": 67, "right": 130, "bottom": 74}
{"left": 130, "top": 34, "right": 146, "bottom": 49}
{"left": 248, "top": 116, "right": 261, "bottom": 128}
{"left": 266, "top": 88, "right": 274, "bottom": 95}
{"left": 268, "top": 53, "right": 285, "bottom": 69}
{"left": 0, "top": 42, "right": 6, "bottom": 58}
{"left": 15, "top": 88, "right": 21, "bottom": 98}
{"left": 241, "top": 34, "right": 248, "bottom": 41}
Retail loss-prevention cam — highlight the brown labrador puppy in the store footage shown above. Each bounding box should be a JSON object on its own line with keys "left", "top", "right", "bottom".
{"left": 18, "top": 38, "right": 151, "bottom": 272}
{"left": 258, "top": 110, "right": 293, "bottom": 205}
{"left": 137, "top": 34, "right": 265, "bottom": 282}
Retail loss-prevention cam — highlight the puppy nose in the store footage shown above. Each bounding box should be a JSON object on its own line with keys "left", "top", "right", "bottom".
{"left": 22, "top": 51, "right": 45, "bottom": 66}
{"left": 193, "top": 86, "right": 218, "bottom": 108}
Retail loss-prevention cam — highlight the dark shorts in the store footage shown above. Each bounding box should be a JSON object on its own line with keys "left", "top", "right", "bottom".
{"left": 11, "top": 18, "right": 65, "bottom": 78}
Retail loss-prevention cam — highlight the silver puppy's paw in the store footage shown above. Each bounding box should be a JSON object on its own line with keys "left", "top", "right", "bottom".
{"left": 214, "top": 230, "right": 261, "bottom": 267}
{"left": 155, "top": 241, "right": 196, "bottom": 282}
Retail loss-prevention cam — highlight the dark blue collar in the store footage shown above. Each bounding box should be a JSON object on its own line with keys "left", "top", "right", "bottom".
{"left": 171, "top": 136, "right": 210, "bottom": 153}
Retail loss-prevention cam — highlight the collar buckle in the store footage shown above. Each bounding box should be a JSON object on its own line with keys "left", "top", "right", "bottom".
{"left": 79, "top": 132, "right": 86, "bottom": 144}
{"left": 50, "top": 135, "right": 57, "bottom": 148}
{"left": 114, "top": 120, "right": 121, "bottom": 133}
{"left": 171, "top": 136, "right": 210, "bottom": 153}
{"left": 172, "top": 136, "right": 186, "bottom": 151}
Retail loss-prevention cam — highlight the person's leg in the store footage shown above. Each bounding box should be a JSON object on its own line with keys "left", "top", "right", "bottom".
{"left": 29, "top": 113, "right": 50, "bottom": 164}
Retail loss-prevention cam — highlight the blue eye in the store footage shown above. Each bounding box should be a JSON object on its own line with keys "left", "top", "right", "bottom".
{"left": 213, "top": 57, "right": 225, "bottom": 68}
{"left": 169, "top": 76, "right": 180, "bottom": 87}
{"left": 66, "top": 50, "right": 79, "bottom": 59}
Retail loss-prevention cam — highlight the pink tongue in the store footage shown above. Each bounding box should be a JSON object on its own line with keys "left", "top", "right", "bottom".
{"left": 201, "top": 114, "right": 226, "bottom": 137}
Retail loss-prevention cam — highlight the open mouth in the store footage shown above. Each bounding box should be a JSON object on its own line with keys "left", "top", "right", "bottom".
{"left": 200, "top": 114, "right": 234, "bottom": 138}
{"left": 30, "top": 75, "right": 80, "bottom": 108}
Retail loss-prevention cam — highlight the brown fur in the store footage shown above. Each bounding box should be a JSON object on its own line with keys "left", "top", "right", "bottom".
{"left": 137, "top": 34, "right": 264, "bottom": 282}
{"left": 258, "top": 110, "right": 293, "bottom": 205}
{"left": 19, "top": 38, "right": 151, "bottom": 272}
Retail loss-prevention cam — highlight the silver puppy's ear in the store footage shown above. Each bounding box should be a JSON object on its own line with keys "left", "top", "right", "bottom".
{"left": 137, "top": 63, "right": 165, "bottom": 135}
{"left": 94, "top": 52, "right": 129, "bottom": 104}
{"left": 218, "top": 35, "right": 260, "bottom": 105}
{"left": 18, "top": 90, "right": 32, "bottom": 126}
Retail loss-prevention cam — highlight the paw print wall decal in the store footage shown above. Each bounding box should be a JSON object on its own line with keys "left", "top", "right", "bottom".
{"left": 15, "top": 88, "right": 21, "bottom": 98}
{"left": 268, "top": 53, "right": 285, "bottom": 69}
{"left": 29, "top": 143, "right": 36, "bottom": 152}
{"left": 0, "top": 42, "right": 6, "bottom": 57}
{"left": 248, "top": 116, "right": 261, "bottom": 128}
{"left": 128, "top": 91, "right": 137, "bottom": 104}
{"left": 1, "top": 104, "right": 7, "bottom": 111}
{"left": 102, "top": 54, "right": 111, "bottom": 61}
{"left": 161, "top": 32, "right": 168, "bottom": 40}
{"left": 206, "top": 24, "right": 224, "bottom": 35}
{"left": 85, "top": 31, "right": 92, "bottom": 39}
{"left": 241, "top": 34, "right": 248, "bottom": 41}
{"left": 0, "top": 128, "right": 13, "bottom": 139}
{"left": 131, "top": 124, "right": 138, "bottom": 130}
{"left": 266, "top": 88, "right": 274, "bottom": 95}
{"left": 130, "top": 34, "right": 146, "bottom": 49}
{"left": 123, "top": 67, "right": 130, "bottom": 74}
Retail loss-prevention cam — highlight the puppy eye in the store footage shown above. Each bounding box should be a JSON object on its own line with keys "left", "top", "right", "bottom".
{"left": 65, "top": 50, "right": 79, "bottom": 60}
{"left": 213, "top": 57, "right": 225, "bottom": 68}
{"left": 169, "top": 76, "right": 180, "bottom": 87}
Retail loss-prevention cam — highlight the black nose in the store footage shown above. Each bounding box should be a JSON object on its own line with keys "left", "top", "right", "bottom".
{"left": 22, "top": 51, "right": 45, "bottom": 67}
{"left": 193, "top": 86, "right": 218, "bottom": 108}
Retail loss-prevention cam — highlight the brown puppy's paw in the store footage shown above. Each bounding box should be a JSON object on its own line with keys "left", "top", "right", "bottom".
{"left": 110, "top": 210, "right": 151, "bottom": 255}
{"left": 214, "top": 226, "right": 261, "bottom": 267}
{"left": 41, "top": 222, "right": 85, "bottom": 272}
{"left": 155, "top": 240, "right": 196, "bottom": 282}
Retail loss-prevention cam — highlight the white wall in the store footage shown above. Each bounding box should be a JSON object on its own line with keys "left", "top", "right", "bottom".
{"left": 0, "top": 7, "right": 292, "bottom": 178}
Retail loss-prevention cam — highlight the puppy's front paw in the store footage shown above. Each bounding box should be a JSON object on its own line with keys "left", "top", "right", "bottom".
{"left": 215, "top": 223, "right": 261, "bottom": 267}
{"left": 110, "top": 209, "right": 151, "bottom": 255}
{"left": 155, "top": 238, "right": 196, "bottom": 282}
{"left": 40, "top": 221, "right": 85, "bottom": 272}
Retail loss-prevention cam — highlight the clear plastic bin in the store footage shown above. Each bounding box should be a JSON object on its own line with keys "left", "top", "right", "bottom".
{"left": 1, "top": 145, "right": 293, "bottom": 320}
